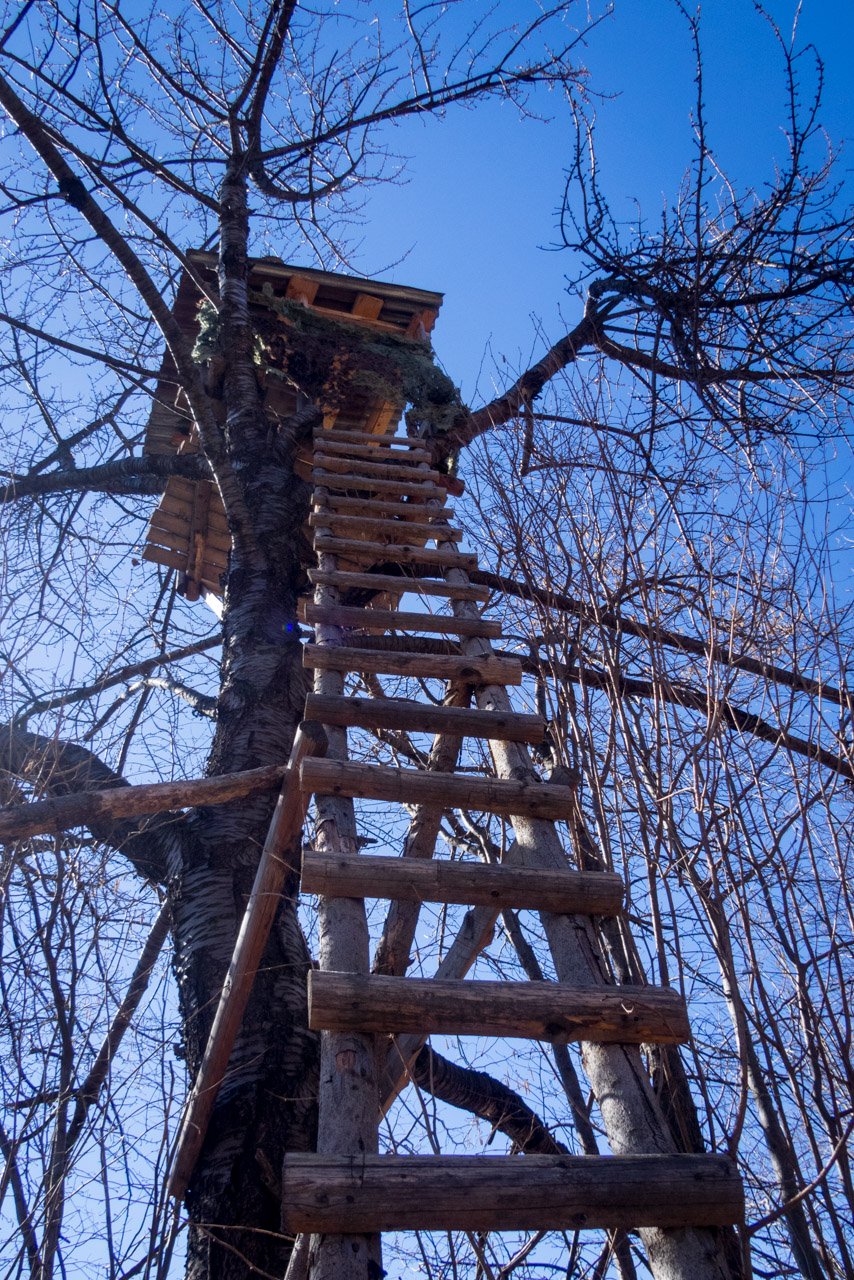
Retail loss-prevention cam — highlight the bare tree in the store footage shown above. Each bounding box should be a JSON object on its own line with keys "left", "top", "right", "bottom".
{"left": 1, "top": 3, "right": 852, "bottom": 1280}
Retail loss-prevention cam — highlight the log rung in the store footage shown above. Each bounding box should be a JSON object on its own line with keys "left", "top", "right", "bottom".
{"left": 301, "top": 851, "right": 623, "bottom": 915}
{"left": 314, "top": 536, "right": 477, "bottom": 569}
{"left": 313, "top": 452, "right": 443, "bottom": 484}
{"left": 281, "top": 1153, "right": 744, "bottom": 1233}
{"left": 300, "top": 757, "right": 573, "bottom": 819}
{"left": 308, "top": 971, "right": 690, "bottom": 1044}
{"left": 311, "top": 439, "right": 432, "bottom": 464}
{"left": 307, "top": 569, "right": 490, "bottom": 603}
{"left": 302, "top": 645, "right": 521, "bottom": 685}
{"left": 314, "top": 428, "right": 427, "bottom": 449}
{"left": 311, "top": 494, "right": 455, "bottom": 521}
{"left": 300, "top": 602, "right": 500, "bottom": 639}
{"left": 312, "top": 469, "right": 447, "bottom": 500}
{"left": 309, "top": 511, "right": 463, "bottom": 541}
{"left": 304, "top": 693, "right": 543, "bottom": 741}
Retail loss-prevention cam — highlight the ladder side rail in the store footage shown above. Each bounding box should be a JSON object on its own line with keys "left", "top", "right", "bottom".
{"left": 304, "top": 483, "right": 382, "bottom": 1280}
{"left": 444, "top": 556, "right": 738, "bottom": 1280}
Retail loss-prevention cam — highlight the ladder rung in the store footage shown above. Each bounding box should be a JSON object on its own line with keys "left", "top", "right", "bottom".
{"left": 301, "top": 851, "right": 624, "bottom": 915}
{"left": 307, "top": 569, "right": 489, "bottom": 603}
{"left": 304, "top": 693, "right": 541, "bottom": 740}
{"left": 300, "top": 758, "right": 573, "bottom": 818}
{"left": 300, "top": 603, "right": 500, "bottom": 639}
{"left": 312, "top": 439, "right": 433, "bottom": 464}
{"left": 314, "top": 536, "right": 477, "bottom": 569}
{"left": 309, "top": 512, "right": 462, "bottom": 541}
{"left": 281, "top": 1152, "right": 745, "bottom": 1233}
{"left": 312, "top": 469, "right": 447, "bottom": 500}
{"left": 311, "top": 494, "right": 454, "bottom": 520}
{"left": 314, "top": 429, "right": 427, "bottom": 449}
{"left": 314, "top": 452, "right": 443, "bottom": 484}
{"left": 302, "top": 646, "right": 521, "bottom": 685}
{"left": 308, "top": 971, "right": 691, "bottom": 1044}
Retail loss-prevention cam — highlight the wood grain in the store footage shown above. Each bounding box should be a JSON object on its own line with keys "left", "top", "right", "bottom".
{"left": 281, "top": 1152, "right": 744, "bottom": 1232}
{"left": 307, "top": 971, "right": 691, "bottom": 1044}
{"left": 301, "top": 851, "right": 624, "bottom": 915}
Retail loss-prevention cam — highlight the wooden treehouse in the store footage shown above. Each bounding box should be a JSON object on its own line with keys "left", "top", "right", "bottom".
{"left": 147, "top": 257, "right": 744, "bottom": 1276}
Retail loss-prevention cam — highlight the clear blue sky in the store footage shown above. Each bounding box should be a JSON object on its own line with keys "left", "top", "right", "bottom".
{"left": 347, "top": 0, "right": 853, "bottom": 404}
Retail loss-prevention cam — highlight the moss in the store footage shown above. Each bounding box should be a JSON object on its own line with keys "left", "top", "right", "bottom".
{"left": 247, "top": 284, "right": 464, "bottom": 437}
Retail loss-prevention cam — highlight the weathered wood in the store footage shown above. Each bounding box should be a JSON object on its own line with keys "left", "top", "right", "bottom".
{"left": 167, "top": 721, "right": 328, "bottom": 1201}
{"left": 300, "top": 759, "right": 582, "bottom": 820}
{"left": 311, "top": 469, "right": 447, "bottom": 500}
{"left": 142, "top": 543, "right": 187, "bottom": 571}
{"left": 302, "top": 851, "right": 624, "bottom": 915}
{"left": 304, "top": 693, "right": 543, "bottom": 742}
{"left": 300, "top": 603, "right": 500, "bottom": 638}
{"left": 312, "top": 494, "right": 454, "bottom": 521}
{"left": 308, "top": 971, "right": 690, "bottom": 1043}
{"left": 307, "top": 568, "right": 489, "bottom": 603}
{"left": 0, "top": 764, "right": 288, "bottom": 842}
{"left": 281, "top": 1153, "right": 744, "bottom": 1233}
{"left": 309, "top": 511, "right": 463, "bottom": 542}
{"left": 313, "top": 452, "right": 443, "bottom": 484}
{"left": 314, "top": 536, "right": 477, "bottom": 569}
{"left": 313, "top": 439, "right": 432, "bottom": 464}
{"left": 314, "top": 428, "right": 427, "bottom": 449}
{"left": 303, "top": 645, "right": 521, "bottom": 685}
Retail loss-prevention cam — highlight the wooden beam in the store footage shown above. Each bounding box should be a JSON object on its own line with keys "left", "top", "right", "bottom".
{"left": 299, "top": 603, "right": 500, "bottom": 639}
{"left": 281, "top": 1153, "right": 744, "bottom": 1233}
{"left": 307, "top": 568, "right": 489, "bottom": 603}
{"left": 285, "top": 275, "right": 319, "bottom": 304}
{"left": 307, "top": 971, "right": 691, "bottom": 1044}
{"left": 314, "top": 439, "right": 432, "bottom": 464}
{"left": 0, "top": 764, "right": 287, "bottom": 843}
{"left": 302, "top": 646, "right": 521, "bottom": 685}
{"left": 304, "top": 693, "right": 543, "bottom": 742}
{"left": 314, "top": 536, "right": 477, "bottom": 570}
{"left": 314, "top": 429, "right": 427, "bottom": 449}
{"left": 311, "top": 469, "right": 447, "bottom": 500}
{"left": 168, "top": 720, "right": 328, "bottom": 1201}
{"left": 351, "top": 292, "right": 384, "bottom": 320}
{"left": 308, "top": 512, "right": 463, "bottom": 542}
{"left": 300, "top": 759, "right": 577, "bottom": 820}
{"left": 312, "top": 494, "right": 454, "bottom": 521}
{"left": 313, "top": 452, "right": 443, "bottom": 484}
{"left": 301, "top": 852, "right": 624, "bottom": 915}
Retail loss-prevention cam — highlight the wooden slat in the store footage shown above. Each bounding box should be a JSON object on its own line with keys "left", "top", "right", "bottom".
{"left": 312, "top": 494, "right": 454, "bottom": 520}
{"left": 303, "top": 646, "right": 521, "bottom": 685}
{"left": 309, "top": 512, "right": 462, "bottom": 542}
{"left": 313, "top": 439, "right": 432, "bottom": 464}
{"left": 304, "top": 693, "right": 543, "bottom": 741}
{"left": 313, "top": 452, "right": 443, "bottom": 484}
{"left": 309, "top": 971, "right": 690, "bottom": 1043}
{"left": 351, "top": 292, "right": 384, "bottom": 320}
{"left": 300, "top": 603, "right": 500, "bottom": 638}
{"left": 314, "top": 536, "right": 477, "bottom": 569}
{"left": 307, "top": 569, "right": 489, "bottom": 603}
{"left": 150, "top": 508, "right": 231, "bottom": 554}
{"left": 312, "top": 469, "right": 447, "bottom": 500}
{"left": 142, "top": 545, "right": 187, "bottom": 571}
{"left": 315, "top": 429, "right": 427, "bottom": 449}
{"left": 281, "top": 1153, "right": 744, "bottom": 1233}
{"left": 146, "top": 525, "right": 228, "bottom": 568}
{"left": 301, "top": 851, "right": 623, "bottom": 915}
{"left": 168, "top": 722, "right": 328, "bottom": 1201}
{"left": 300, "top": 759, "right": 577, "bottom": 820}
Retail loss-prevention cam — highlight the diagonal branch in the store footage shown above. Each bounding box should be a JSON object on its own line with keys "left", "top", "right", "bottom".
{"left": 2, "top": 453, "right": 212, "bottom": 505}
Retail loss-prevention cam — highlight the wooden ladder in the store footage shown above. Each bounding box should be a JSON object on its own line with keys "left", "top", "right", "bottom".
{"left": 286, "top": 428, "right": 743, "bottom": 1273}
{"left": 170, "top": 425, "right": 744, "bottom": 1277}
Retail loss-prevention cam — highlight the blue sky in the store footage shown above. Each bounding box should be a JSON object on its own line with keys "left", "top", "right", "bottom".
{"left": 346, "top": 0, "right": 854, "bottom": 403}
